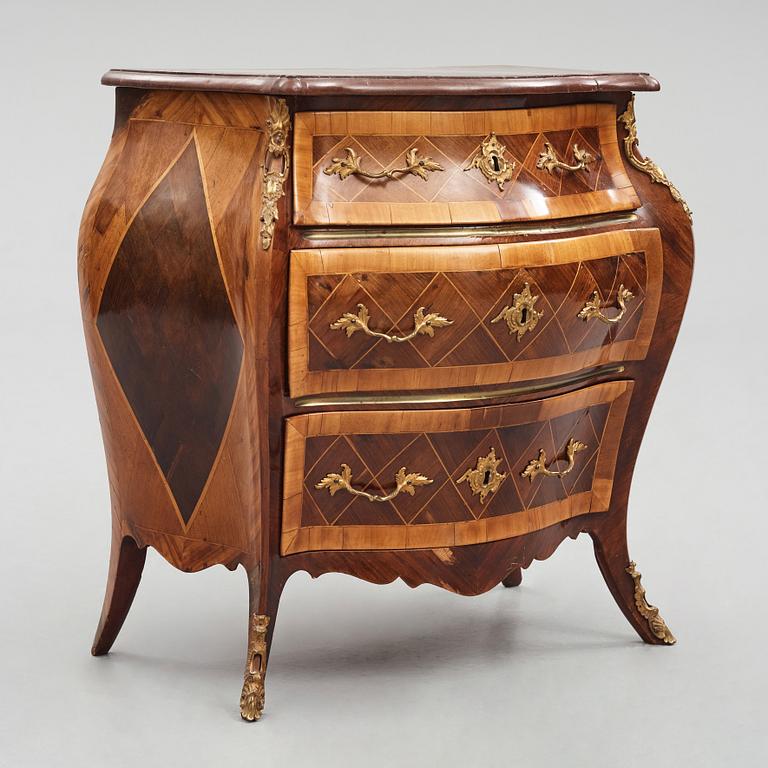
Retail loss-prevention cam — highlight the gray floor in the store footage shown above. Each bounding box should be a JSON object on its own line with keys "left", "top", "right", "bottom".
{"left": 2, "top": 1, "right": 767, "bottom": 765}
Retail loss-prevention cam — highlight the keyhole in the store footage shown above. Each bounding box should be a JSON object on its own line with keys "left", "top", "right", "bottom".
{"left": 483, "top": 470, "right": 492, "bottom": 485}
{"left": 520, "top": 307, "right": 528, "bottom": 324}
{"left": 491, "top": 154, "right": 500, "bottom": 172}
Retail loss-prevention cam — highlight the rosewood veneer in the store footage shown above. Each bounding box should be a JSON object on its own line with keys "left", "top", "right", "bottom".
{"left": 78, "top": 66, "right": 692, "bottom": 720}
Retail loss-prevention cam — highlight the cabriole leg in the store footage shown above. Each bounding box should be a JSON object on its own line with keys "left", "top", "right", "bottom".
{"left": 239, "top": 569, "right": 282, "bottom": 721}
{"left": 590, "top": 515, "right": 675, "bottom": 645}
{"left": 91, "top": 532, "right": 147, "bottom": 656}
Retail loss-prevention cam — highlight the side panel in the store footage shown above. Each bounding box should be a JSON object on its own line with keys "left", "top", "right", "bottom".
{"left": 78, "top": 90, "right": 275, "bottom": 571}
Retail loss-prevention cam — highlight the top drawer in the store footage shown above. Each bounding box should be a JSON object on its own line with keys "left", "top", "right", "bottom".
{"left": 293, "top": 104, "right": 639, "bottom": 227}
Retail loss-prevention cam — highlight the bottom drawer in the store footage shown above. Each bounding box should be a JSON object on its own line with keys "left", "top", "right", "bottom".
{"left": 281, "top": 381, "right": 632, "bottom": 555}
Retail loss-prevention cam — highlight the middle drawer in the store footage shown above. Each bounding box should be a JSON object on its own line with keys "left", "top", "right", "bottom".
{"left": 289, "top": 228, "right": 661, "bottom": 398}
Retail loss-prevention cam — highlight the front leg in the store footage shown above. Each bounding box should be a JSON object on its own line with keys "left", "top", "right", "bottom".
{"left": 589, "top": 514, "right": 675, "bottom": 645}
{"left": 240, "top": 613, "right": 270, "bottom": 721}
{"left": 239, "top": 569, "right": 283, "bottom": 721}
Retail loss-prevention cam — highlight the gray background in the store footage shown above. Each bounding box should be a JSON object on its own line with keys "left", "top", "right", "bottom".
{"left": 1, "top": 0, "right": 766, "bottom": 765}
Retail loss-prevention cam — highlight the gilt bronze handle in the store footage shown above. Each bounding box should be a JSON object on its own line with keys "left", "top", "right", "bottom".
{"left": 323, "top": 146, "right": 444, "bottom": 181}
{"left": 315, "top": 464, "right": 433, "bottom": 503}
{"left": 330, "top": 303, "right": 453, "bottom": 343}
{"left": 578, "top": 284, "right": 634, "bottom": 324}
{"left": 521, "top": 438, "right": 588, "bottom": 481}
{"left": 536, "top": 141, "right": 595, "bottom": 174}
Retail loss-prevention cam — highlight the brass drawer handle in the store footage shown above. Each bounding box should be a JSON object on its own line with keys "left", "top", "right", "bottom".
{"left": 536, "top": 141, "right": 595, "bottom": 174}
{"left": 316, "top": 464, "right": 433, "bottom": 503}
{"left": 330, "top": 303, "right": 453, "bottom": 343}
{"left": 578, "top": 284, "right": 634, "bottom": 324}
{"left": 521, "top": 438, "right": 588, "bottom": 481}
{"left": 323, "top": 146, "right": 444, "bottom": 181}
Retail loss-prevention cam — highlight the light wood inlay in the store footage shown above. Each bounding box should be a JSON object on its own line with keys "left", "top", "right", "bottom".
{"left": 293, "top": 104, "right": 639, "bottom": 226}
{"left": 281, "top": 381, "right": 633, "bottom": 554}
{"left": 289, "top": 229, "right": 662, "bottom": 398}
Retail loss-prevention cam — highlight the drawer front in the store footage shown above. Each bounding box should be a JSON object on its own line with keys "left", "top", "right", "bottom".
{"left": 293, "top": 104, "right": 639, "bottom": 226}
{"left": 281, "top": 381, "right": 632, "bottom": 555}
{"left": 289, "top": 229, "right": 662, "bottom": 398}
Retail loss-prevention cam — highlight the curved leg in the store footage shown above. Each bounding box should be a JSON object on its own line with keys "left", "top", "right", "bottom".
{"left": 92, "top": 532, "right": 147, "bottom": 656}
{"left": 501, "top": 567, "right": 523, "bottom": 588}
{"left": 239, "top": 568, "right": 284, "bottom": 721}
{"left": 589, "top": 514, "right": 675, "bottom": 645}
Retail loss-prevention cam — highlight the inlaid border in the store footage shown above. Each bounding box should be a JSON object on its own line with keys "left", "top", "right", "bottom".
{"left": 288, "top": 228, "right": 662, "bottom": 398}
{"left": 293, "top": 104, "right": 640, "bottom": 226}
{"left": 281, "top": 380, "right": 633, "bottom": 555}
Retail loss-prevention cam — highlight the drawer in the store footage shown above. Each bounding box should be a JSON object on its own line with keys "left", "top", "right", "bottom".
{"left": 293, "top": 104, "right": 639, "bottom": 226}
{"left": 281, "top": 380, "right": 632, "bottom": 555}
{"left": 288, "top": 228, "right": 662, "bottom": 398}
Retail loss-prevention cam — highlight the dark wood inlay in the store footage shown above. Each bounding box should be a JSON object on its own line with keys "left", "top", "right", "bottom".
{"left": 97, "top": 139, "right": 243, "bottom": 524}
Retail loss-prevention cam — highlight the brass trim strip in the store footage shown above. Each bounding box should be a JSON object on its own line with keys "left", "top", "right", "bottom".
{"left": 293, "top": 365, "right": 626, "bottom": 407}
{"left": 298, "top": 213, "right": 638, "bottom": 241}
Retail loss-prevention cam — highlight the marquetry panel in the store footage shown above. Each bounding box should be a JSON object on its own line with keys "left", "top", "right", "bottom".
{"left": 97, "top": 140, "right": 244, "bottom": 525}
{"left": 281, "top": 381, "right": 633, "bottom": 554}
{"left": 79, "top": 90, "right": 271, "bottom": 553}
{"left": 288, "top": 228, "right": 662, "bottom": 397}
{"left": 293, "top": 104, "right": 639, "bottom": 226}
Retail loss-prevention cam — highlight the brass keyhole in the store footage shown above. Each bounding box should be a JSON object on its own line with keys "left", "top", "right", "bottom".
{"left": 483, "top": 470, "right": 492, "bottom": 485}
{"left": 491, "top": 154, "right": 500, "bottom": 172}
{"left": 520, "top": 307, "right": 528, "bottom": 324}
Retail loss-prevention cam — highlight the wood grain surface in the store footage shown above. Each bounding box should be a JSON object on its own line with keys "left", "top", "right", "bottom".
{"left": 289, "top": 228, "right": 662, "bottom": 396}
{"left": 79, "top": 86, "right": 694, "bottom": 719}
{"left": 294, "top": 104, "right": 639, "bottom": 226}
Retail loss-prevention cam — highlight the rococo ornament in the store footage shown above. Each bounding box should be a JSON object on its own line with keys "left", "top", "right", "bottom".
{"left": 618, "top": 96, "right": 692, "bottom": 220}
{"left": 330, "top": 303, "right": 453, "bottom": 343}
{"left": 259, "top": 99, "right": 291, "bottom": 250}
{"left": 240, "top": 614, "right": 271, "bottom": 721}
{"left": 625, "top": 561, "right": 676, "bottom": 644}
{"left": 457, "top": 447, "right": 508, "bottom": 504}
{"left": 521, "top": 438, "right": 588, "bottom": 481}
{"left": 578, "top": 284, "right": 634, "bottom": 324}
{"left": 323, "top": 146, "right": 444, "bottom": 181}
{"left": 536, "top": 141, "right": 594, "bottom": 174}
{"left": 315, "top": 464, "right": 433, "bottom": 503}
{"left": 464, "top": 133, "right": 517, "bottom": 190}
{"left": 491, "top": 283, "right": 543, "bottom": 341}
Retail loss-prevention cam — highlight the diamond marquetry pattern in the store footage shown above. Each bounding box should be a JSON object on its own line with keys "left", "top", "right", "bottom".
{"left": 97, "top": 140, "right": 243, "bottom": 525}
{"left": 308, "top": 253, "right": 647, "bottom": 372}
{"left": 312, "top": 127, "right": 609, "bottom": 205}
{"left": 303, "top": 405, "right": 610, "bottom": 531}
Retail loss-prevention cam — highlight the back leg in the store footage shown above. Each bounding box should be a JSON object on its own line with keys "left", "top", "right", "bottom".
{"left": 91, "top": 533, "right": 147, "bottom": 656}
{"left": 501, "top": 567, "right": 523, "bottom": 588}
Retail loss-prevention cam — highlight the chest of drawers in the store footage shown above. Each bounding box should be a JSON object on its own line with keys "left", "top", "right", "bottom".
{"left": 78, "top": 67, "right": 693, "bottom": 720}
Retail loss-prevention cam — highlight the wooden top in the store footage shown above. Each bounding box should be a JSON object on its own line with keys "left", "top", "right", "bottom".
{"left": 102, "top": 67, "right": 660, "bottom": 96}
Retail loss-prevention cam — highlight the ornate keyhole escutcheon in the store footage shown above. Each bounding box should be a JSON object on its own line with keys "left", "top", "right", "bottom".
{"left": 465, "top": 133, "right": 517, "bottom": 190}
{"left": 490, "top": 283, "right": 543, "bottom": 341}
{"left": 457, "top": 447, "right": 507, "bottom": 504}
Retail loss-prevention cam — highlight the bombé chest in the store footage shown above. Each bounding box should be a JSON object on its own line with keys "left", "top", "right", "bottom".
{"left": 79, "top": 67, "right": 693, "bottom": 720}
